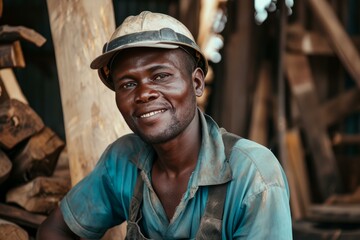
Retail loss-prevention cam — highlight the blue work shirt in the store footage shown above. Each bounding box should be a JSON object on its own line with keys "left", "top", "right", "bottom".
{"left": 60, "top": 111, "right": 292, "bottom": 239}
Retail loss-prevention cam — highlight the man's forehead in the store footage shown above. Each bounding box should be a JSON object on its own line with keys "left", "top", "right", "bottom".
{"left": 110, "top": 47, "right": 187, "bottom": 69}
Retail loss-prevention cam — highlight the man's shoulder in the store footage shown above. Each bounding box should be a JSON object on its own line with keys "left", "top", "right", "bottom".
{"left": 229, "top": 138, "right": 286, "bottom": 188}
{"left": 99, "top": 133, "right": 149, "bottom": 168}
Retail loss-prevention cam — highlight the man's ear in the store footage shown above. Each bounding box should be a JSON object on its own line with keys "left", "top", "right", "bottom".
{"left": 192, "top": 68, "right": 205, "bottom": 97}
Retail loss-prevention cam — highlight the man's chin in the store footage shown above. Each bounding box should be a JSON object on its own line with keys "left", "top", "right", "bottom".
{"left": 136, "top": 127, "right": 181, "bottom": 145}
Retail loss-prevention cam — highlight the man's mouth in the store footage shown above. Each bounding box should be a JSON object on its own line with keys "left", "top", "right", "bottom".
{"left": 139, "top": 109, "right": 166, "bottom": 118}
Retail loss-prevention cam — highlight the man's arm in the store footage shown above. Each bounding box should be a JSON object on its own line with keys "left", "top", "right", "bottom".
{"left": 36, "top": 206, "right": 80, "bottom": 240}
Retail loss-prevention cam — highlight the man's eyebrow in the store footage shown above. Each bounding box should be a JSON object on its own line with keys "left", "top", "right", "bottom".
{"left": 147, "top": 64, "right": 172, "bottom": 72}
{"left": 113, "top": 64, "right": 173, "bottom": 82}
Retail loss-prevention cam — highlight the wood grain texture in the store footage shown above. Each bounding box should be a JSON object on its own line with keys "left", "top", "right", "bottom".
{"left": 46, "top": 2, "right": 129, "bottom": 238}
{"left": 46, "top": 0, "right": 131, "bottom": 185}
{"left": 0, "top": 219, "right": 28, "bottom": 240}
{"left": 0, "top": 99, "right": 44, "bottom": 149}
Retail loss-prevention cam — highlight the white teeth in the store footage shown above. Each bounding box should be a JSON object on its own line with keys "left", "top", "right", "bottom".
{"left": 140, "top": 109, "right": 165, "bottom": 118}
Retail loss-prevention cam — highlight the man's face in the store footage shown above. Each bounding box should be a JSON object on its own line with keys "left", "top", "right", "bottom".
{"left": 111, "top": 48, "right": 204, "bottom": 144}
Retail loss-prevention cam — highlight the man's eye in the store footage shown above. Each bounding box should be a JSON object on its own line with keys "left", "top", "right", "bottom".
{"left": 122, "top": 82, "right": 137, "bottom": 89}
{"left": 154, "top": 73, "right": 170, "bottom": 81}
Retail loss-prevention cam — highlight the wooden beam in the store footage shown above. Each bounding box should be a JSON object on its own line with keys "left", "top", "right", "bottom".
{"left": 0, "top": 25, "right": 46, "bottom": 47}
{"left": 179, "top": 0, "right": 200, "bottom": 39}
{"left": 285, "top": 53, "right": 343, "bottom": 200}
{"left": 306, "top": 0, "right": 360, "bottom": 88}
{"left": 332, "top": 133, "right": 360, "bottom": 146}
{"left": 287, "top": 28, "right": 360, "bottom": 55}
{"left": 320, "top": 88, "right": 360, "bottom": 127}
{"left": 308, "top": 204, "right": 360, "bottom": 224}
{"left": 218, "top": 0, "right": 255, "bottom": 136}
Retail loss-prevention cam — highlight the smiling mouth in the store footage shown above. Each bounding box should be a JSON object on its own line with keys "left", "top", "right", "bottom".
{"left": 139, "top": 109, "right": 166, "bottom": 118}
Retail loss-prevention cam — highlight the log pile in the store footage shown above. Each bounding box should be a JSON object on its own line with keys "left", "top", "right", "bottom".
{"left": 0, "top": 9, "right": 70, "bottom": 240}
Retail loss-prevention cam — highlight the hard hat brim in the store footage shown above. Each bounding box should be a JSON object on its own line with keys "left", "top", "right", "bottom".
{"left": 90, "top": 42, "right": 179, "bottom": 70}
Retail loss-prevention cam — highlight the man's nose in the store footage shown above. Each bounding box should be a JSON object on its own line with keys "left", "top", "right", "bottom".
{"left": 135, "top": 83, "right": 160, "bottom": 103}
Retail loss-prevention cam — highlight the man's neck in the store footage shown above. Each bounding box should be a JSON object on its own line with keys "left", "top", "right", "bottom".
{"left": 152, "top": 111, "right": 202, "bottom": 177}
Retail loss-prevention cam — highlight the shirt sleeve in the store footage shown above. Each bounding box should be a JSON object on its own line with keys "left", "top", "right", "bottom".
{"left": 60, "top": 146, "right": 127, "bottom": 239}
{"left": 234, "top": 185, "right": 293, "bottom": 239}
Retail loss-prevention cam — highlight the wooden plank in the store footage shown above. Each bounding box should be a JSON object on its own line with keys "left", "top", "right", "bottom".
{"left": 249, "top": 62, "right": 270, "bottom": 146}
{"left": 217, "top": 0, "right": 255, "bottom": 136}
{"left": 0, "top": 203, "right": 46, "bottom": 229}
{"left": 0, "top": 68, "right": 28, "bottom": 104}
{"left": 306, "top": 0, "right": 360, "bottom": 88}
{"left": 0, "top": 41, "right": 25, "bottom": 68}
{"left": 320, "top": 88, "right": 360, "bottom": 127}
{"left": 285, "top": 53, "right": 343, "bottom": 200}
{"left": 0, "top": 25, "right": 46, "bottom": 47}
{"left": 0, "top": 99, "right": 44, "bottom": 149}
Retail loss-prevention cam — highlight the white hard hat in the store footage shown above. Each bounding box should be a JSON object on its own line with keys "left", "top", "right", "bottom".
{"left": 90, "top": 11, "right": 208, "bottom": 90}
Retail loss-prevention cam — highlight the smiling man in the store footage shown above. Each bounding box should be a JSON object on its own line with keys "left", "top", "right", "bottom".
{"left": 37, "top": 11, "right": 292, "bottom": 240}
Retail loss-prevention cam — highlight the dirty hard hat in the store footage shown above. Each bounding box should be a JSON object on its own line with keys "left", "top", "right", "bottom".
{"left": 90, "top": 11, "right": 208, "bottom": 90}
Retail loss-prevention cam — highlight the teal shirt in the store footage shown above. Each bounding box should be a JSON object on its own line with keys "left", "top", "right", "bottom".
{"left": 61, "top": 111, "right": 292, "bottom": 239}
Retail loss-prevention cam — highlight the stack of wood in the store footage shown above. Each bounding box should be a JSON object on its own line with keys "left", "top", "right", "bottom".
{"left": 0, "top": 10, "right": 70, "bottom": 240}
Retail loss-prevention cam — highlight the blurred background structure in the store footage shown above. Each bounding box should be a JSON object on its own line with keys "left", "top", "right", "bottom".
{"left": 0, "top": 0, "right": 359, "bottom": 239}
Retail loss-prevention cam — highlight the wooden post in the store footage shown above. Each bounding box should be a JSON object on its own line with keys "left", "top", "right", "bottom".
{"left": 47, "top": 1, "right": 130, "bottom": 239}
{"left": 285, "top": 53, "right": 343, "bottom": 200}
{"left": 218, "top": 0, "right": 255, "bottom": 136}
{"left": 46, "top": 0, "right": 131, "bottom": 186}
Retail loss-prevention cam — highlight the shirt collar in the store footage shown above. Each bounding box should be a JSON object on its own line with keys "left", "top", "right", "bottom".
{"left": 130, "top": 109, "right": 233, "bottom": 186}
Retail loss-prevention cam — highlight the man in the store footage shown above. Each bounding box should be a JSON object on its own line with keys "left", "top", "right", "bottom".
{"left": 37, "top": 11, "right": 292, "bottom": 239}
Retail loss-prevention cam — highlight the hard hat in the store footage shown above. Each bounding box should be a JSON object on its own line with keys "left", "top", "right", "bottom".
{"left": 90, "top": 11, "right": 208, "bottom": 90}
